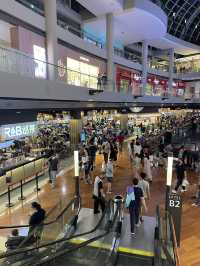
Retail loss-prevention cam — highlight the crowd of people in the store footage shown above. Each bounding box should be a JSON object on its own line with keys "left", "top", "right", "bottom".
{"left": 5, "top": 111, "right": 200, "bottom": 249}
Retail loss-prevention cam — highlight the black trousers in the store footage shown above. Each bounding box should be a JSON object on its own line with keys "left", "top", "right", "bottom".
{"left": 103, "top": 153, "right": 109, "bottom": 164}
{"left": 129, "top": 203, "right": 140, "bottom": 233}
{"left": 93, "top": 196, "right": 105, "bottom": 214}
{"left": 175, "top": 177, "right": 185, "bottom": 191}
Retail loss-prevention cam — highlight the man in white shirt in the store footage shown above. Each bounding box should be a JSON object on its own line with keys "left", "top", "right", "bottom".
{"left": 138, "top": 172, "right": 150, "bottom": 222}
{"left": 93, "top": 175, "right": 106, "bottom": 214}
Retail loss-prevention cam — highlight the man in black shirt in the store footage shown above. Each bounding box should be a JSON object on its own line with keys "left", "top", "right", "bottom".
{"left": 29, "top": 202, "right": 46, "bottom": 240}
{"left": 48, "top": 154, "right": 59, "bottom": 188}
{"left": 173, "top": 158, "right": 187, "bottom": 193}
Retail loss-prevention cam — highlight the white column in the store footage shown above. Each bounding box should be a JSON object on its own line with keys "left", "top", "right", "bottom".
{"left": 44, "top": 0, "right": 58, "bottom": 80}
{"left": 106, "top": 13, "right": 114, "bottom": 91}
{"left": 168, "top": 48, "right": 175, "bottom": 96}
{"left": 142, "top": 40, "right": 148, "bottom": 95}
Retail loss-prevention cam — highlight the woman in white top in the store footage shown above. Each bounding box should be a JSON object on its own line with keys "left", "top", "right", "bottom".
{"left": 132, "top": 153, "right": 141, "bottom": 178}
{"left": 144, "top": 154, "right": 153, "bottom": 182}
{"left": 105, "top": 159, "right": 113, "bottom": 193}
{"left": 134, "top": 141, "right": 142, "bottom": 156}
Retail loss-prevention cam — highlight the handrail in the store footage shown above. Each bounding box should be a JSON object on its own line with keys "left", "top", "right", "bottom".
{"left": 169, "top": 215, "right": 181, "bottom": 266}
{"left": 28, "top": 200, "right": 120, "bottom": 266}
{"left": 0, "top": 197, "right": 76, "bottom": 229}
{"left": 0, "top": 199, "right": 111, "bottom": 260}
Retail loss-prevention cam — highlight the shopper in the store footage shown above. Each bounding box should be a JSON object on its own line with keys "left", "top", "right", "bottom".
{"left": 48, "top": 154, "right": 59, "bottom": 188}
{"left": 134, "top": 140, "right": 142, "bottom": 156}
{"left": 105, "top": 159, "right": 113, "bottom": 193}
{"left": 138, "top": 172, "right": 150, "bottom": 222}
{"left": 144, "top": 154, "right": 153, "bottom": 182}
{"left": 133, "top": 153, "right": 141, "bottom": 178}
{"left": 28, "top": 202, "right": 46, "bottom": 240}
{"left": 102, "top": 139, "right": 110, "bottom": 164}
{"left": 5, "top": 229, "right": 25, "bottom": 251}
{"left": 126, "top": 178, "right": 147, "bottom": 236}
{"left": 110, "top": 141, "right": 118, "bottom": 166}
{"left": 97, "top": 73, "right": 102, "bottom": 90}
{"left": 172, "top": 158, "right": 187, "bottom": 193}
{"left": 93, "top": 175, "right": 106, "bottom": 214}
{"left": 192, "top": 182, "right": 200, "bottom": 207}
{"left": 128, "top": 141, "right": 134, "bottom": 162}
{"left": 117, "top": 132, "right": 125, "bottom": 152}
{"left": 88, "top": 140, "right": 97, "bottom": 171}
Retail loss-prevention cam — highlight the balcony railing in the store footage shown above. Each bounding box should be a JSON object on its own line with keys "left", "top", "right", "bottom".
{"left": 0, "top": 45, "right": 116, "bottom": 91}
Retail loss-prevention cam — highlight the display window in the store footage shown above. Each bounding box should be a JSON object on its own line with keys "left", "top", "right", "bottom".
{"left": 66, "top": 57, "right": 99, "bottom": 88}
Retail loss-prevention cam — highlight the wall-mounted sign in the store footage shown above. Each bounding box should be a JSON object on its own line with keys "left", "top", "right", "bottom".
{"left": 0, "top": 122, "right": 37, "bottom": 140}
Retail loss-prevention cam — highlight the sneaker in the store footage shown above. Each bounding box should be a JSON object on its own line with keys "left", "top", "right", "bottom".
{"left": 172, "top": 189, "right": 177, "bottom": 194}
{"left": 192, "top": 203, "right": 198, "bottom": 207}
{"left": 131, "top": 232, "right": 135, "bottom": 236}
{"left": 181, "top": 189, "right": 186, "bottom": 193}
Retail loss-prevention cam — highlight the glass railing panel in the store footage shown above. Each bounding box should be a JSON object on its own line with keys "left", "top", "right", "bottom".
{"left": 0, "top": 197, "right": 80, "bottom": 265}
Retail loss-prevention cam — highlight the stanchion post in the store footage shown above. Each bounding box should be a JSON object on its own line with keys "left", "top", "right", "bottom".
{"left": 6, "top": 186, "right": 14, "bottom": 208}
{"left": 34, "top": 173, "right": 41, "bottom": 192}
{"left": 18, "top": 180, "right": 26, "bottom": 201}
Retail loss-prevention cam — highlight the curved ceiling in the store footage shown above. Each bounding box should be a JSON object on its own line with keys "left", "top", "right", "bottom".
{"left": 153, "top": 0, "right": 200, "bottom": 46}
{"left": 83, "top": 0, "right": 167, "bottom": 46}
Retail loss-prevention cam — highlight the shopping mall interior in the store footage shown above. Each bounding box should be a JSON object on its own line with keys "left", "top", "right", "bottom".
{"left": 0, "top": 0, "right": 200, "bottom": 265}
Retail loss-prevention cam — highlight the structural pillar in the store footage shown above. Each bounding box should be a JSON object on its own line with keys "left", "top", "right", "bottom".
{"left": 168, "top": 48, "right": 175, "bottom": 96}
{"left": 142, "top": 40, "right": 148, "bottom": 96}
{"left": 106, "top": 13, "right": 114, "bottom": 91}
{"left": 119, "top": 114, "right": 128, "bottom": 131}
{"left": 70, "top": 111, "right": 82, "bottom": 149}
{"left": 44, "top": 0, "right": 58, "bottom": 80}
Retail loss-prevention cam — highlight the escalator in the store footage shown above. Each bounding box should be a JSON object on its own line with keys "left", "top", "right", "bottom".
{"left": 23, "top": 196, "right": 155, "bottom": 266}
{"left": 0, "top": 197, "right": 115, "bottom": 266}
{"left": 0, "top": 199, "right": 180, "bottom": 266}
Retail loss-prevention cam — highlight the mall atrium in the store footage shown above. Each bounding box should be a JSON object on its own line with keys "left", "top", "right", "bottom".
{"left": 0, "top": 1, "right": 199, "bottom": 265}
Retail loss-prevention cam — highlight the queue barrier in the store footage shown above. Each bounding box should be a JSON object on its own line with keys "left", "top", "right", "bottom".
{"left": 5, "top": 167, "right": 45, "bottom": 208}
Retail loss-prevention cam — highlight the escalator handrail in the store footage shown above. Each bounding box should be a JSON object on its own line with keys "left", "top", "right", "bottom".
{"left": 0, "top": 197, "right": 78, "bottom": 229}
{"left": 29, "top": 201, "right": 120, "bottom": 266}
{"left": 0, "top": 199, "right": 111, "bottom": 260}
{"left": 0, "top": 196, "right": 81, "bottom": 259}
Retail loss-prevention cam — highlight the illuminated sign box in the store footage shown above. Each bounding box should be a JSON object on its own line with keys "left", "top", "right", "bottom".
{"left": 0, "top": 122, "right": 38, "bottom": 140}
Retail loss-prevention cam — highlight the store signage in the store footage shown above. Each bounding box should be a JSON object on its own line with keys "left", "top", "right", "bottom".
{"left": 0, "top": 122, "right": 37, "bottom": 140}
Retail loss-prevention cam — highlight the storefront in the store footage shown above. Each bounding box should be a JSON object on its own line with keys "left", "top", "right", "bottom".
{"left": 58, "top": 45, "right": 106, "bottom": 89}
{"left": 116, "top": 66, "right": 141, "bottom": 95}
{"left": 175, "top": 54, "right": 200, "bottom": 73}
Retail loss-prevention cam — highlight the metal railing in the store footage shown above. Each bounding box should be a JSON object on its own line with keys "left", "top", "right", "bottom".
{"left": 0, "top": 197, "right": 80, "bottom": 256}
{"left": 154, "top": 206, "right": 180, "bottom": 266}
{"left": 0, "top": 45, "right": 116, "bottom": 91}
